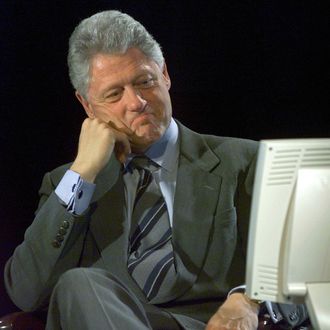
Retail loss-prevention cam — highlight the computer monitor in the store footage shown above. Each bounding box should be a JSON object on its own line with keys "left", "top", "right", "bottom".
{"left": 245, "top": 138, "right": 330, "bottom": 329}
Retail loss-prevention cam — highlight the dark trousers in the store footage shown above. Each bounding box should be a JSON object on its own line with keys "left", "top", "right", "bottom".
{"left": 46, "top": 267, "right": 197, "bottom": 330}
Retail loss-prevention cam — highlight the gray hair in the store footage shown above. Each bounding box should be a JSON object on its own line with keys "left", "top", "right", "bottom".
{"left": 68, "top": 10, "right": 164, "bottom": 98}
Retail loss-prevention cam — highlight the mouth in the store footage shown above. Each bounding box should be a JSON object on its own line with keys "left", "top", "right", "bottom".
{"left": 129, "top": 110, "right": 154, "bottom": 129}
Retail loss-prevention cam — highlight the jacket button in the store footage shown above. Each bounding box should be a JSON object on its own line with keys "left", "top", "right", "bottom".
{"left": 52, "top": 240, "right": 61, "bottom": 248}
{"left": 58, "top": 227, "right": 67, "bottom": 235}
{"left": 62, "top": 220, "right": 70, "bottom": 229}
{"left": 56, "top": 234, "right": 64, "bottom": 242}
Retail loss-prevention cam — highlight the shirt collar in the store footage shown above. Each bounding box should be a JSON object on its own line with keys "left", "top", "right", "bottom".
{"left": 125, "top": 118, "right": 179, "bottom": 172}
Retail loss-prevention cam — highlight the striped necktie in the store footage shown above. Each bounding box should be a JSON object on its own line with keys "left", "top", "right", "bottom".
{"left": 127, "top": 156, "right": 176, "bottom": 301}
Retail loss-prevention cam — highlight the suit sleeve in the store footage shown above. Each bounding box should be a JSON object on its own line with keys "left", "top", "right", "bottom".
{"left": 4, "top": 171, "right": 90, "bottom": 311}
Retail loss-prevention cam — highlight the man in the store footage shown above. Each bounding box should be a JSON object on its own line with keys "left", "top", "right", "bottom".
{"left": 4, "top": 10, "right": 261, "bottom": 329}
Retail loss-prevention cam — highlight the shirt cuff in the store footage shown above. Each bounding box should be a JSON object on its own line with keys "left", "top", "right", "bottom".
{"left": 55, "top": 170, "right": 96, "bottom": 215}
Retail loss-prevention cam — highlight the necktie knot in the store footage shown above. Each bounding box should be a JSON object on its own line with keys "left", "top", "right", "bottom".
{"left": 130, "top": 156, "right": 154, "bottom": 203}
{"left": 130, "top": 156, "right": 159, "bottom": 173}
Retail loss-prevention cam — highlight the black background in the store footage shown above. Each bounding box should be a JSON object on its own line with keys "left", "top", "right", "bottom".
{"left": 1, "top": 0, "right": 329, "bottom": 315}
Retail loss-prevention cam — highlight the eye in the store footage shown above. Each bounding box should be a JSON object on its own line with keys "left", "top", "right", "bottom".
{"left": 105, "top": 89, "right": 123, "bottom": 102}
{"left": 135, "top": 77, "right": 156, "bottom": 89}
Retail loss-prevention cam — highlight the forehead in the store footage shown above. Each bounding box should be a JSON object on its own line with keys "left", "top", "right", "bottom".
{"left": 89, "top": 48, "right": 160, "bottom": 83}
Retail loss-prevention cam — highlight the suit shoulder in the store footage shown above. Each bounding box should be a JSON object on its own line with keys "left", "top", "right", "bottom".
{"left": 177, "top": 121, "right": 258, "bottom": 170}
{"left": 203, "top": 134, "right": 258, "bottom": 149}
{"left": 177, "top": 120, "right": 257, "bottom": 154}
{"left": 203, "top": 134, "right": 258, "bottom": 161}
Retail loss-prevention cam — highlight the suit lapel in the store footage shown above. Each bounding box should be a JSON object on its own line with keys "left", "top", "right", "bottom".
{"left": 91, "top": 154, "right": 122, "bottom": 203}
{"left": 89, "top": 170, "right": 127, "bottom": 267}
{"left": 88, "top": 156, "right": 127, "bottom": 265}
{"left": 151, "top": 123, "right": 223, "bottom": 303}
{"left": 88, "top": 157, "right": 147, "bottom": 300}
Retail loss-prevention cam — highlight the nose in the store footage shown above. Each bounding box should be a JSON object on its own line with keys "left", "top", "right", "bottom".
{"left": 124, "top": 87, "right": 147, "bottom": 112}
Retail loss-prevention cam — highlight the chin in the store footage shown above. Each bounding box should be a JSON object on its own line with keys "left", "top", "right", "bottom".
{"left": 132, "top": 125, "right": 164, "bottom": 150}
{"left": 137, "top": 123, "right": 164, "bottom": 139}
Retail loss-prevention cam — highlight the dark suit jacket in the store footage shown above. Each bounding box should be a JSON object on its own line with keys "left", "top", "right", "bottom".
{"left": 4, "top": 121, "right": 258, "bottom": 325}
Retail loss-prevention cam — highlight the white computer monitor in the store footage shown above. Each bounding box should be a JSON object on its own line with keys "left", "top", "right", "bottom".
{"left": 245, "top": 138, "right": 330, "bottom": 329}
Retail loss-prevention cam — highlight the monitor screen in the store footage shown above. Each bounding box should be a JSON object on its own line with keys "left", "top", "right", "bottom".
{"left": 245, "top": 138, "right": 330, "bottom": 329}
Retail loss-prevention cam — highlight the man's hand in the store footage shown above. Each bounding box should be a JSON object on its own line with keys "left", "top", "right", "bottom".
{"left": 206, "top": 293, "right": 259, "bottom": 330}
{"left": 70, "top": 118, "right": 131, "bottom": 182}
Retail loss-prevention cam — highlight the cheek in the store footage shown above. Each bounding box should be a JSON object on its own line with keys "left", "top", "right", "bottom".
{"left": 93, "top": 104, "right": 122, "bottom": 121}
{"left": 150, "top": 89, "right": 172, "bottom": 118}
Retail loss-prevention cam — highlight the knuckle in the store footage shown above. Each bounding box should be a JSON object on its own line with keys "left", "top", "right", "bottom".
{"left": 82, "top": 118, "right": 91, "bottom": 126}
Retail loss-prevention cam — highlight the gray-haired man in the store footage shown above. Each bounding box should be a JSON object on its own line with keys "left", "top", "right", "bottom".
{"left": 5, "top": 10, "right": 262, "bottom": 329}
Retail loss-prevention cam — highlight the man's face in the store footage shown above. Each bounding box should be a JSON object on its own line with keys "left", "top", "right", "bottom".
{"left": 76, "top": 48, "right": 172, "bottom": 153}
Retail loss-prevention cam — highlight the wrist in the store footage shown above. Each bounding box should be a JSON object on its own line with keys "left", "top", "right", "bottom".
{"left": 228, "top": 293, "right": 261, "bottom": 315}
{"left": 227, "top": 287, "right": 263, "bottom": 311}
{"left": 70, "top": 162, "right": 98, "bottom": 183}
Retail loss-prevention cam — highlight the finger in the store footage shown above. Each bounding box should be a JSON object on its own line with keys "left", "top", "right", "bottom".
{"left": 107, "top": 119, "right": 133, "bottom": 136}
{"left": 111, "top": 130, "right": 131, "bottom": 163}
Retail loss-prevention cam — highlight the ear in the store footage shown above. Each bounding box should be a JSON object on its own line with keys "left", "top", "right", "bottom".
{"left": 162, "top": 62, "right": 171, "bottom": 90}
{"left": 75, "top": 91, "right": 95, "bottom": 118}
